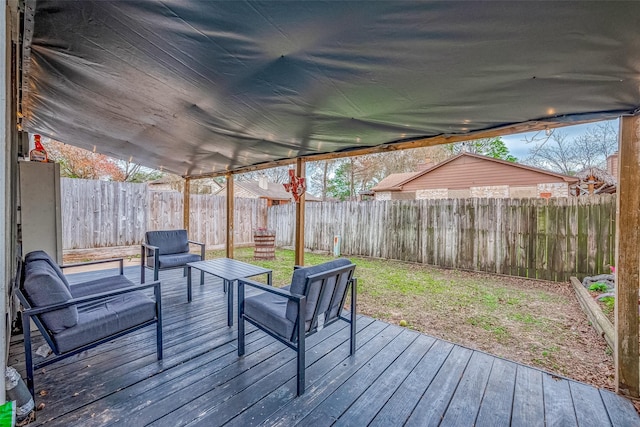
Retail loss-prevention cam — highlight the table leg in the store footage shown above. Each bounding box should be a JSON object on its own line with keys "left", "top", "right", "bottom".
{"left": 227, "top": 279, "right": 233, "bottom": 327}
{"left": 187, "top": 267, "right": 192, "bottom": 303}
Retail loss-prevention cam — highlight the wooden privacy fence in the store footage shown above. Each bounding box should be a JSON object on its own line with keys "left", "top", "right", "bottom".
{"left": 61, "top": 178, "right": 267, "bottom": 250}
{"left": 268, "top": 196, "right": 617, "bottom": 282}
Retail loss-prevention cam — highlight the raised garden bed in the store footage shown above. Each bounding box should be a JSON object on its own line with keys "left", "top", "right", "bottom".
{"left": 570, "top": 276, "right": 614, "bottom": 349}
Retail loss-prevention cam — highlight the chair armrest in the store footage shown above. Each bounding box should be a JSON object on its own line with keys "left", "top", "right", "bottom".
{"left": 188, "top": 240, "right": 206, "bottom": 259}
{"left": 237, "top": 278, "right": 304, "bottom": 302}
{"left": 141, "top": 243, "right": 160, "bottom": 252}
{"left": 141, "top": 243, "right": 160, "bottom": 262}
{"left": 22, "top": 281, "right": 162, "bottom": 316}
{"left": 61, "top": 258, "right": 125, "bottom": 275}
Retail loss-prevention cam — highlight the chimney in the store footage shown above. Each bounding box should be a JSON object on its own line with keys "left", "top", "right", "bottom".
{"left": 606, "top": 152, "right": 619, "bottom": 178}
{"left": 258, "top": 174, "right": 268, "bottom": 189}
{"left": 416, "top": 158, "right": 434, "bottom": 171}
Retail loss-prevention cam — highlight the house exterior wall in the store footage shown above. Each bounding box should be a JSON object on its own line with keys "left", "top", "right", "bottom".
{"left": 375, "top": 191, "right": 392, "bottom": 201}
{"left": 448, "top": 189, "right": 471, "bottom": 198}
{"left": 391, "top": 191, "right": 417, "bottom": 200}
{"left": 509, "top": 186, "right": 538, "bottom": 198}
{"left": 537, "top": 182, "right": 569, "bottom": 197}
{"left": 470, "top": 185, "right": 509, "bottom": 198}
{"left": 416, "top": 188, "right": 448, "bottom": 199}
{"left": 402, "top": 155, "right": 570, "bottom": 191}
{"left": 401, "top": 184, "right": 563, "bottom": 199}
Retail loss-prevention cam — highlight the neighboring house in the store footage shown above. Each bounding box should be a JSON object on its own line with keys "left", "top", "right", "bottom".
{"left": 148, "top": 176, "right": 179, "bottom": 192}
{"left": 216, "top": 176, "right": 321, "bottom": 206}
{"left": 371, "top": 152, "right": 578, "bottom": 200}
{"left": 149, "top": 176, "right": 223, "bottom": 194}
{"left": 573, "top": 152, "right": 619, "bottom": 195}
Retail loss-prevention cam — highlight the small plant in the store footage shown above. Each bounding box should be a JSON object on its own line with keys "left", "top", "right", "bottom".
{"left": 588, "top": 283, "right": 608, "bottom": 293}
{"left": 600, "top": 296, "right": 615, "bottom": 314}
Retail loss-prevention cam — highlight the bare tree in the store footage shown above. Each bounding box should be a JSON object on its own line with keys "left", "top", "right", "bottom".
{"left": 522, "top": 120, "right": 618, "bottom": 174}
{"left": 237, "top": 166, "right": 291, "bottom": 183}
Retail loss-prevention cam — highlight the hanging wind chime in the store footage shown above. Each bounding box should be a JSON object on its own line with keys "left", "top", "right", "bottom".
{"left": 283, "top": 169, "right": 306, "bottom": 203}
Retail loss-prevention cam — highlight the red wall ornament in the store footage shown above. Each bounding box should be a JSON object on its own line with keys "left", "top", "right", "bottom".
{"left": 283, "top": 169, "right": 306, "bottom": 203}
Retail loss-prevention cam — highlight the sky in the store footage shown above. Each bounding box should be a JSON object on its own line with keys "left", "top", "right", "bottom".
{"left": 501, "top": 118, "right": 619, "bottom": 161}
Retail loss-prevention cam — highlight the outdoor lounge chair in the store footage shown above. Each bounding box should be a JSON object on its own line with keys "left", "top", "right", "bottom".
{"left": 237, "top": 258, "right": 357, "bottom": 395}
{"left": 15, "top": 250, "right": 163, "bottom": 399}
{"left": 141, "top": 229, "right": 205, "bottom": 286}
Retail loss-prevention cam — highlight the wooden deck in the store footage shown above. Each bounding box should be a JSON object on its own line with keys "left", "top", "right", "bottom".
{"left": 9, "top": 266, "right": 639, "bottom": 426}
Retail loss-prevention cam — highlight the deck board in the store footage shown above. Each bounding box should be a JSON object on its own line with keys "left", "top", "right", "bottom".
{"left": 248, "top": 320, "right": 392, "bottom": 427}
{"left": 570, "top": 381, "right": 613, "bottom": 427}
{"left": 405, "top": 345, "right": 474, "bottom": 426}
{"left": 296, "top": 328, "right": 417, "bottom": 426}
{"left": 368, "top": 338, "right": 454, "bottom": 427}
{"left": 332, "top": 334, "right": 436, "bottom": 426}
{"left": 542, "top": 372, "right": 578, "bottom": 427}
{"left": 474, "top": 357, "right": 517, "bottom": 426}
{"left": 512, "top": 365, "right": 545, "bottom": 427}
{"left": 600, "top": 389, "right": 640, "bottom": 427}
{"left": 439, "top": 351, "right": 494, "bottom": 426}
{"left": 9, "top": 265, "right": 639, "bottom": 426}
{"left": 224, "top": 317, "right": 377, "bottom": 427}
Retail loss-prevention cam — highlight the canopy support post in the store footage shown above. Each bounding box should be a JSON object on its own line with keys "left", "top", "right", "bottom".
{"left": 226, "top": 173, "right": 234, "bottom": 259}
{"left": 615, "top": 114, "right": 640, "bottom": 397}
{"left": 183, "top": 178, "right": 190, "bottom": 232}
{"left": 294, "top": 158, "right": 305, "bottom": 266}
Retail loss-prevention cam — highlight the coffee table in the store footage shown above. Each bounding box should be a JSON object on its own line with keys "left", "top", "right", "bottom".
{"left": 187, "top": 258, "right": 272, "bottom": 326}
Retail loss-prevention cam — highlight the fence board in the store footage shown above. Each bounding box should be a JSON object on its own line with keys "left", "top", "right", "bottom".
{"left": 61, "top": 179, "right": 616, "bottom": 282}
{"left": 268, "top": 196, "right": 617, "bottom": 282}
{"left": 61, "top": 179, "right": 267, "bottom": 250}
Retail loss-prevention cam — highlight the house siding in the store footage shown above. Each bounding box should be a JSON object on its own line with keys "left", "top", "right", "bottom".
{"left": 402, "top": 155, "right": 569, "bottom": 191}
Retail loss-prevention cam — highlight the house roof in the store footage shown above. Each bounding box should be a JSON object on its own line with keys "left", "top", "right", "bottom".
{"left": 575, "top": 167, "right": 617, "bottom": 186}
{"left": 371, "top": 172, "right": 420, "bottom": 191}
{"left": 19, "top": 2, "right": 640, "bottom": 177}
{"left": 220, "top": 181, "right": 321, "bottom": 202}
{"left": 373, "top": 153, "right": 578, "bottom": 192}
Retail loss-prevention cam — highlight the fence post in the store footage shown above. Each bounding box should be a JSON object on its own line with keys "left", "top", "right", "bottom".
{"left": 226, "top": 173, "right": 234, "bottom": 259}
{"left": 615, "top": 114, "right": 640, "bottom": 397}
{"left": 183, "top": 178, "right": 190, "bottom": 232}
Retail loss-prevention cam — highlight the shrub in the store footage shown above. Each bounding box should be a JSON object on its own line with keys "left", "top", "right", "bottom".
{"left": 588, "top": 283, "right": 608, "bottom": 293}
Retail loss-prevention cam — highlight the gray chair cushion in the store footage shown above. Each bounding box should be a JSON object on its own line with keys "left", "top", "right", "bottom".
{"left": 23, "top": 258, "right": 78, "bottom": 334}
{"left": 244, "top": 289, "right": 294, "bottom": 341}
{"left": 69, "top": 275, "right": 134, "bottom": 299}
{"left": 150, "top": 253, "right": 202, "bottom": 269}
{"left": 146, "top": 230, "right": 190, "bottom": 255}
{"left": 53, "top": 292, "right": 157, "bottom": 353}
{"left": 286, "top": 258, "right": 352, "bottom": 325}
{"left": 25, "top": 250, "right": 71, "bottom": 291}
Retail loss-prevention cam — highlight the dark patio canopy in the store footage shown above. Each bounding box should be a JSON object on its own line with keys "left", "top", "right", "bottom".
{"left": 20, "top": 1, "right": 640, "bottom": 177}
